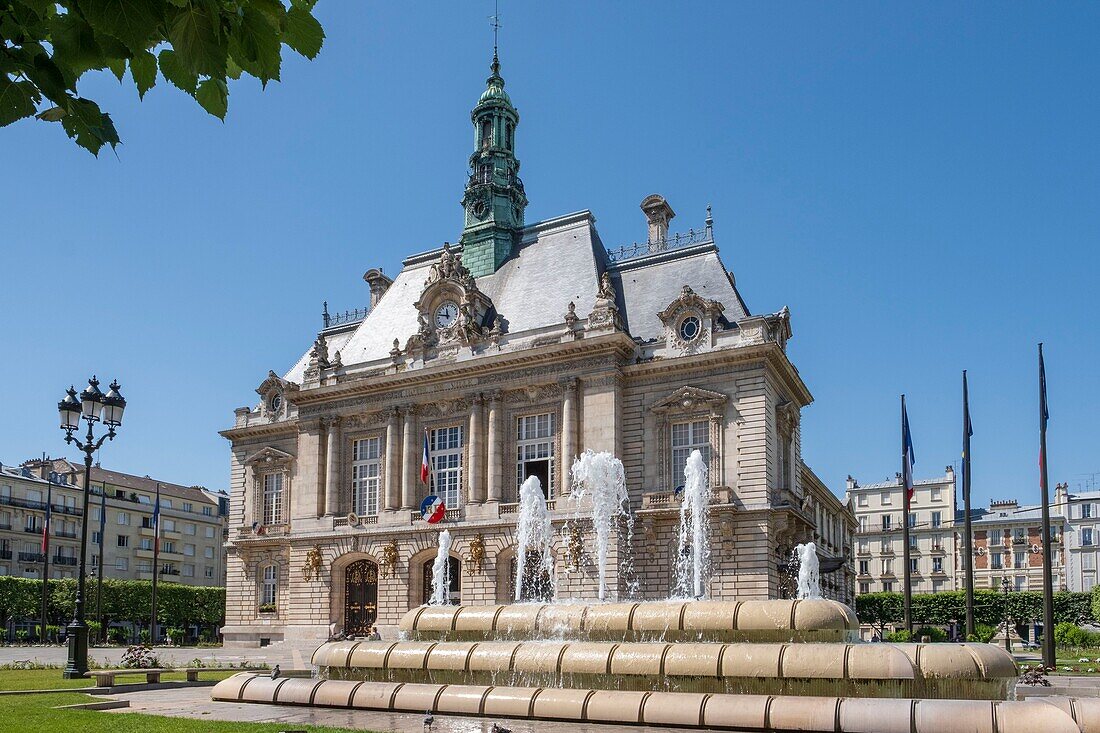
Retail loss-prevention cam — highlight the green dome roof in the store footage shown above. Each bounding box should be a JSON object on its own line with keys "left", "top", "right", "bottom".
{"left": 478, "top": 54, "right": 512, "bottom": 106}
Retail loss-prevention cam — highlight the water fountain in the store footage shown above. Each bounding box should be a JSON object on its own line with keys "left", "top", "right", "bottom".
{"left": 794, "top": 541, "right": 822, "bottom": 600}
{"left": 213, "top": 448, "right": 1100, "bottom": 731}
{"left": 675, "top": 449, "right": 710, "bottom": 599}
{"left": 514, "top": 476, "right": 554, "bottom": 602}
{"left": 569, "top": 450, "right": 629, "bottom": 601}
{"left": 428, "top": 529, "right": 452, "bottom": 606}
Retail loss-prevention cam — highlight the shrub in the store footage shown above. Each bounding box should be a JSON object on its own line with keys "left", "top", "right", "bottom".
{"left": 1054, "top": 622, "right": 1100, "bottom": 648}
{"left": 913, "top": 625, "right": 948, "bottom": 642}
{"left": 139, "top": 629, "right": 151, "bottom": 645}
{"left": 107, "top": 627, "right": 127, "bottom": 645}
{"left": 14, "top": 630, "right": 28, "bottom": 644}
{"left": 120, "top": 645, "right": 160, "bottom": 669}
{"left": 166, "top": 628, "right": 185, "bottom": 646}
{"left": 973, "top": 624, "right": 997, "bottom": 643}
{"left": 885, "top": 630, "right": 912, "bottom": 643}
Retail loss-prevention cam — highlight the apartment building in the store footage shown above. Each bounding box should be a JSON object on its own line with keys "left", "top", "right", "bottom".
{"left": 847, "top": 468, "right": 957, "bottom": 596}
{"left": 801, "top": 464, "right": 856, "bottom": 606}
{"left": 12, "top": 457, "right": 229, "bottom": 586}
{"left": 962, "top": 494, "right": 1067, "bottom": 592}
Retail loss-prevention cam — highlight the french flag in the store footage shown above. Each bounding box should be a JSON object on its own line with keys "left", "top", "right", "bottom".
{"left": 902, "top": 396, "right": 916, "bottom": 503}
{"left": 421, "top": 429, "right": 431, "bottom": 484}
{"left": 41, "top": 501, "right": 51, "bottom": 554}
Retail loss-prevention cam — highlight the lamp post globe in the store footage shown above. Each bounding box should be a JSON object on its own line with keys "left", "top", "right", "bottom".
{"left": 59, "top": 376, "right": 125, "bottom": 679}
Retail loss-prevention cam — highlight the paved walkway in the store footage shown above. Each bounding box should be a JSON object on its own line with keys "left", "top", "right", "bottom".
{"left": 0, "top": 642, "right": 314, "bottom": 670}
{"left": 101, "top": 685, "right": 658, "bottom": 733}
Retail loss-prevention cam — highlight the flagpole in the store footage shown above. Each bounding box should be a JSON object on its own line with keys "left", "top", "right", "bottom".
{"left": 40, "top": 476, "right": 53, "bottom": 643}
{"left": 1038, "top": 343, "right": 1055, "bottom": 668}
{"left": 150, "top": 483, "right": 160, "bottom": 645}
{"left": 901, "top": 394, "right": 913, "bottom": 636}
{"left": 962, "top": 371, "right": 975, "bottom": 639}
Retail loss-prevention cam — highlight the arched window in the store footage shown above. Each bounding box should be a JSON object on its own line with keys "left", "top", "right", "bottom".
{"left": 506, "top": 122, "right": 514, "bottom": 151}
{"left": 262, "top": 472, "right": 284, "bottom": 524}
{"left": 480, "top": 118, "right": 492, "bottom": 149}
{"left": 260, "top": 564, "right": 277, "bottom": 609}
{"left": 422, "top": 556, "right": 461, "bottom": 605}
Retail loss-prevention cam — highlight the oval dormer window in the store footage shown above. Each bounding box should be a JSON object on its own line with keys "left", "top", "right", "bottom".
{"left": 678, "top": 316, "right": 702, "bottom": 342}
{"left": 269, "top": 394, "right": 283, "bottom": 412}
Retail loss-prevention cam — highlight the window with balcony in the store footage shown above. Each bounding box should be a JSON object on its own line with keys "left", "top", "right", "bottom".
{"left": 932, "top": 534, "right": 943, "bottom": 550}
{"left": 931, "top": 511, "right": 942, "bottom": 528}
{"left": 262, "top": 472, "right": 284, "bottom": 525}
{"left": 1014, "top": 551, "right": 1026, "bottom": 568}
{"left": 858, "top": 560, "right": 869, "bottom": 575}
{"left": 907, "top": 512, "right": 916, "bottom": 528}
{"left": 882, "top": 558, "right": 893, "bottom": 575}
{"left": 991, "top": 553, "right": 1003, "bottom": 569}
{"left": 162, "top": 541, "right": 175, "bottom": 554}
{"left": 910, "top": 557, "right": 919, "bottom": 573}
{"left": 1084, "top": 528, "right": 1094, "bottom": 547}
{"left": 1013, "top": 528, "right": 1026, "bottom": 544}
{"left": 24, "top": 515, "right": 39, "bottom": 533}
{"left": 518, "top": 413, "right": 556, "bottom": 499}
{"left": 990, "top": 531, "right": 1002, "bottom": 546}
{"left": 881, "top": 515, "right": 892, "bottom": 531}
{"left": 858, "top": 516, "right": 867, "bottom": 532}
{"left": 352, "top": 436, "right": 383, "bottom": 516}
{"left": 430, "top": 425, "right": 464, "bottom": 510}
{"left": 932, "top": 557, "right": 943, "bottom": 573}
{"left": 139, "top": 538, "right": 153, "bottom": 551}
{"left": 909, "top": 534, "right": 918, "bottom": 549}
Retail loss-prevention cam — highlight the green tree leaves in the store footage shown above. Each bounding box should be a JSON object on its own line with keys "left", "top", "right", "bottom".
{"left": 1, "top": 0, "right": 325, "bottom": 154}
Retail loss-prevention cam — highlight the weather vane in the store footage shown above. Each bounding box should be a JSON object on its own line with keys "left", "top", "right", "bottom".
{"left": 490, "top": 0, "right": 502, "bottom": 54}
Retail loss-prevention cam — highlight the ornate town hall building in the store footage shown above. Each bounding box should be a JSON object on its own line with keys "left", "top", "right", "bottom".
{"left": 220, "top": 54, "right": 854, "bottom": 645}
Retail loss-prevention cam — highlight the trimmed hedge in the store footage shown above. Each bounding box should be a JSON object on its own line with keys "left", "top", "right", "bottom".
{"left": 856, "top": 590, "right": 1096, "bottom": 633}
{"left": 0, "top": 576, "right": 224, "bottom": 631}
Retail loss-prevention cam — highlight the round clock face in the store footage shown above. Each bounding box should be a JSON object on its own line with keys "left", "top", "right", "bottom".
{"left": 679, "top": 316, "right": 702, "bottom": 342}
{"left": 471, "top": 199, "right": 488, "bottom": 219}
{"left": 435, "top": 302, "right": 460, "bottom": 329}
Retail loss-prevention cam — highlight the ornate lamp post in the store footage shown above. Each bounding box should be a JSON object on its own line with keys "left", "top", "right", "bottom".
{"left": 58, "top": 376, "right": 126, "bottom": 678}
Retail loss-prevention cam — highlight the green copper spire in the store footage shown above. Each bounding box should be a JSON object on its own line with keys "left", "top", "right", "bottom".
{"left": 460, "top": 52, "right": 527, "bottom": 277}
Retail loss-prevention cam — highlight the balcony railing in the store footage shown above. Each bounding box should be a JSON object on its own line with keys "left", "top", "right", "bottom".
{"left": 606, "top": 224, "right": 713, "bottom": 263}
{"left": 55, "top": 530, "right": 78, "bottom": 539}
{"left": 52, "top": 556, "right": 77, "bottom": 566}
{"left": 0, "top": 550, "right": 11, "bottom": 560}
{"left": 23, "top": 526, "right": 41, "bottom": 534}
{"left": 18, "top": 551, "right": 45, "bottom": 562}
{"left": 0, "top": 494, "right": 82, "bottom": 516}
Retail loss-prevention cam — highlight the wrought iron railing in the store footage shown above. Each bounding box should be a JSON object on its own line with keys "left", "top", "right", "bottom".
{"left": 606, "top": 225, "right": 713, "bottom": 263}
{"left": 18, "top": 551, "right": 45, "bottom": 562}
{"left": 52, "top": 556, "right": 77, "bottom": 566}
{"left": 322, "top": 302, "right": 369, "bottom": 330}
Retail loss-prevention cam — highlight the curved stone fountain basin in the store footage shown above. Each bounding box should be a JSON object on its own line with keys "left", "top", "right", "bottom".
{"left": 312, "top": 639, "right": 1016, "bottom": 700}
{"left": 212, "top": 673, "right": 1093, "bottom": 732}
{"left": 400, "top": 599, "right": 860, "bottom": 643}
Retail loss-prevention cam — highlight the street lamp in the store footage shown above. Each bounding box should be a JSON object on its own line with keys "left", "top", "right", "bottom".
{"left": 58, "top": 376, "right": 125, "bottom": 678}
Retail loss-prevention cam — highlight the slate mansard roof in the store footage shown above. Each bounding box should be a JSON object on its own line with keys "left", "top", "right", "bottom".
{"left": 284, "top": 208, "right": 752, "bottom": 384}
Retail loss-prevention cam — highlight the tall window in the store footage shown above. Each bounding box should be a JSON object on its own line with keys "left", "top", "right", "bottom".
{"left": 990, "top": 530, "right": 1002, "bottom": 546}
{"left": 991, "top": 553, "right": 1003, "bottom": 569}
{"left": 430, "top": 426, "right": 464, "bottom": 511}
{"left": 262, "top": 473, "right": 284, "bottom": 525}
{"left": 1084, "top": 528, "right": 1094, "bottom": 547}
{"left": 1014, "top": 551, "right": 1026, "bottom": 568}
{"left": 881, "top": 515, "right": 892, "bottom": 531}
{"left": 516, "top": 413, "right": 554, "bottom": 499}
{"left": 261, "top": 564, "right": 277, "bottom": 607}
{"left": 352, "top": 437, "right": 382, "bottom": 516}
{"left": 1084, "top": 504, "right": 1094, "bottom": 519}
{"left": 932, "top": 557, "right": 943, "bottom": 573}
{"left": 882, "top": 558, "right": 893, "bottom": 575}
{"left": 671, "top": 420, "right": 710, "bottom": 489}
{"left": 931, "top": 511, "right": 942, "bottom": 528}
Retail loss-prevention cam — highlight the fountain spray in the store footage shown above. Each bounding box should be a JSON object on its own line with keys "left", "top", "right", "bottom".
{"left": 794, "top": 541, "right": 821, "bottom": 600}
{"left": 514, "top": 476, "right": 554, "bottom": 602}
{"left": 675, "top": 449, "right": 711, "bottom": 599}
{"left": 570, "top": 450, "right": 629, "bottom": 601}
{"left": 429, "top": 529, "right": 452, "bottom": 605}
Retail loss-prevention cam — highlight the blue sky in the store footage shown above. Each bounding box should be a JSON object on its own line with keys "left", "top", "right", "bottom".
{"left": 2, "top": 2, "right": 1097, "bottom": 506}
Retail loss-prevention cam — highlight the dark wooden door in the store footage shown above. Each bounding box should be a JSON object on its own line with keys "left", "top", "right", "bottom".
{"left": 344, "top": 560, "right": 378, "bottom": 635}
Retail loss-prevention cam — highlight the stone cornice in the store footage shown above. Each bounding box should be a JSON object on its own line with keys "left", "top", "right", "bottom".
{"left": 219, "top": 420, "right": 299, "bottom": 442}
{"left": 291, "top": 332, "right": 636, "bottom": 410}
{"left": 623, "top": 342, "right": 813, "bottom": 406}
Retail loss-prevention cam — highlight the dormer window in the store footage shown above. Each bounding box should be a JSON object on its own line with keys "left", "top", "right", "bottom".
{"left": 678, "top": 316, "right": 702, "bottom": 342}
{"left": 269, "top": 394, "right": 282, "bottom": 412}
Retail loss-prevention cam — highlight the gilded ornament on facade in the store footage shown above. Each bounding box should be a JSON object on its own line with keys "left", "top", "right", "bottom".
{"left": 379, "top": 540, "right": 399, "bottom": 579}
{"left": 566, "top": 524, "right": 585, "bottom": 571}
{"left": 465, "top": 532, "right": 486, "bottom": 575}
{"left": 303, "top": 545, "right": 324, "bottom": 582}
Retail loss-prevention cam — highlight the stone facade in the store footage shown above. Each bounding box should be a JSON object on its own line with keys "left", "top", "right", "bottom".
{"left": 219, "top": 55, "right": 850, "bottom": 645}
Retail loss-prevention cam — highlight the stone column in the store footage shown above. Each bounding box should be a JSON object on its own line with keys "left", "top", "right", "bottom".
{"left": 324, "top": 416, "right": 341, "bottom": 516}
{"left": 468, "top": 394, "right": 484, "bottom": 504}
{"left": 486, "top": 391, "right": 503, "bottom": 503}
{"left": 560, "top": 378, "right": 578, "bottom": 495}
{"left": 385, "top": 408, "right": 401, "bottom": 511}
{"left": 401, "top": 406, "right": 418, "bottom": 510}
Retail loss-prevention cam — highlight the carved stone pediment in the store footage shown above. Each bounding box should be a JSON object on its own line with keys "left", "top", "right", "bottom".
{"left": 243, "top": 446, "right": 295, "bottom": 468}
{"left": 651, "top": 385, "right": 729, "bottom": 415}
{"left": 408, "top": 244, "right": 498, "bottom": 355}
{"left": 657, "top": 285, "right": 724, "bottom": 323}
{"left": 736, "top": 306, "right": 792, "bottom": 351}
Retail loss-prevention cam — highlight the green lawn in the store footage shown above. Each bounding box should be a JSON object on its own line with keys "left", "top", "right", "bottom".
{"left": 0, "top": 691, "right": 372, "bottom": 733}
{"left": 0, "top": 669, "right": 245, "bottom": 691}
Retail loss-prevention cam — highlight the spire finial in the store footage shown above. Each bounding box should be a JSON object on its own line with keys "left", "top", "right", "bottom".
{"left": 490, "top": 0, "right": 502, "bottom": 72}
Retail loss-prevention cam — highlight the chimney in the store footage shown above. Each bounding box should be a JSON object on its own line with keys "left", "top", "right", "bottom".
{"left": 363, "top": 268, "right": 393, "bottom": 309}
{"left": 640, "top": 194, "right": 675, "bottom": 244}
{"left": 845, "top": 475, "right": 858, "bottom": 491}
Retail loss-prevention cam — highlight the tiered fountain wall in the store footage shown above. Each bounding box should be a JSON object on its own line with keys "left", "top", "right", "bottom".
{"left": 212, "top": 451, "right": 1100, "bottom": 730}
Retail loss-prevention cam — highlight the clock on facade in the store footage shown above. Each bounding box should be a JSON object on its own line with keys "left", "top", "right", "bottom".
{"left": 471, "top": 199, "right": 488, "bottom": 219}
{"left": 435, "top": 301, "right": 460, "bottom": 329}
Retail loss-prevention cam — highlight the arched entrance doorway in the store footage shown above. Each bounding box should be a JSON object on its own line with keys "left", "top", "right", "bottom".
{"left": 344, "top": 559, "right": 378, "bottom": 635}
